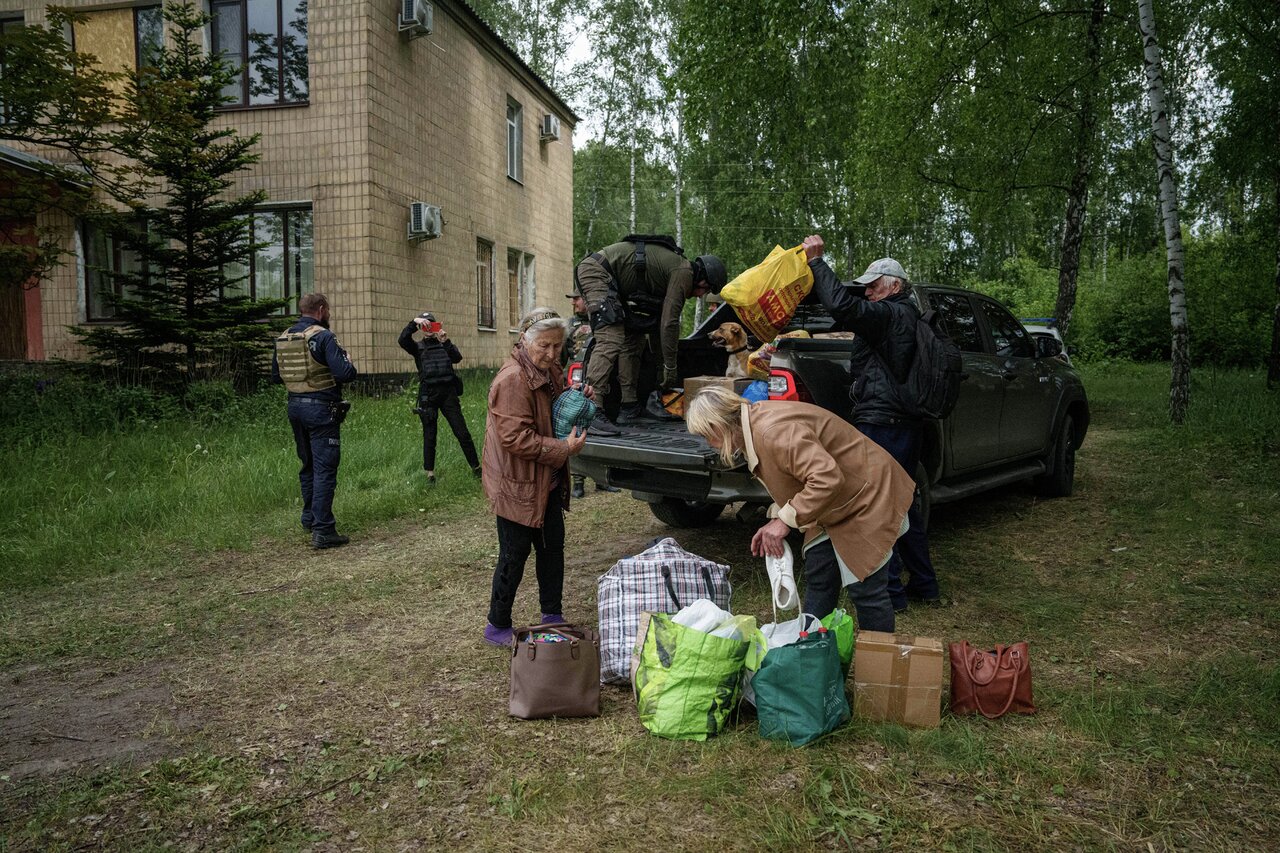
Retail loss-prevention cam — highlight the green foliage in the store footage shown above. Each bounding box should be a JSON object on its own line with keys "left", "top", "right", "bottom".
{"left": 68, "top": 3, "right": 282, "bottom": 389}
{"left": 0, "top": 8, "right": 114, "bottom": 290}
{"left": 0, "top": 368, "right": 496, "bottom": 591}
{"left": 0, "top": 370, "right": 181, "bottom": 448}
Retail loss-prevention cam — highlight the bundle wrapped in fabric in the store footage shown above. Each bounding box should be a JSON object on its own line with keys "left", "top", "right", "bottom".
{"left": 718, "top": 245, "right": 814, "bottom": 342}
{"left": 551, "top": 387, "right": 597, "bottom": 439}
{"left": 633, "top": 602, "right": 765, "bottom": 741}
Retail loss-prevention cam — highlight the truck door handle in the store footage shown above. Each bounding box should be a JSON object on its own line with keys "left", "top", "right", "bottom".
{"left": 959, "top": 372, "right": 970, "bottom": 382}
{"left": 1001, "top": 370, "right": 1017, "bottom": 382}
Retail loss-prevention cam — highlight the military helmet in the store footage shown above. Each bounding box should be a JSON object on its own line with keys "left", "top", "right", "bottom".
{"left": 694, "top": 255, "right": 727, "bottom": 294}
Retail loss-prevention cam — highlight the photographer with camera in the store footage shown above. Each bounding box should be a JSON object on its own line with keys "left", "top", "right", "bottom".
{"left": 398, "top": 312, "right": 481, "bottom": 484}
{"left": 272, "top": 293, "right": 358, "bottom": 549}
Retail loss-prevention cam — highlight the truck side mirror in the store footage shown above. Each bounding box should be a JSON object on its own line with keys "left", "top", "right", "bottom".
{"left": 1035, "top": 335, "right": 1064, "bottom": 359}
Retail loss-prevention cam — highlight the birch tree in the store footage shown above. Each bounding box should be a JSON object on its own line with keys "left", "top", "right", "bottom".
{"left": 1138, "top": 0, "right": 1190, "bottom": 422}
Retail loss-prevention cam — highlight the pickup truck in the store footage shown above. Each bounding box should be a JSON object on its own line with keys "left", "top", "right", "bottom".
{"left": 570, "top": 283, "right": 1089, "bottom": 529}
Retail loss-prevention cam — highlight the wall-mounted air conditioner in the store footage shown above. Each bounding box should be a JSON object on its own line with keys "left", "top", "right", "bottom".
{"left": 408, "top": 202, "right": 442, "bottom": 241}
{"left": 398, "top": 0, "right": 433, "bottom": 38}
{"left": 539, "top": 114, "right": 561, "bottom": 141}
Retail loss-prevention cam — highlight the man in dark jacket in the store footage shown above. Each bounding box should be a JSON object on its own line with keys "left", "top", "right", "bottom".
{"left": 397, "top": 312, "right": 481, "bottom": 484}
{"left": 271, "top": 293, "right": 358, "bottom": 549}
{"left": 803, "top": 235, "right": 940, "bottom": 610}
{"left": 575, "top": 238, "right": 726, "bottom": 428}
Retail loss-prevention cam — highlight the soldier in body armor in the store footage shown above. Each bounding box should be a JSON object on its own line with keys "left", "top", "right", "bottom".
{"left": 272, "top": 293, "right": 358, "bottom": 549}
{"left": 574, "top": 236, "right": 726, "bottom": 432}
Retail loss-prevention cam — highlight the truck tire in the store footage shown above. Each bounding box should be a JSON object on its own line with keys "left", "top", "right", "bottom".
{"left": 649, "top": 498, "right": 726, "bottom": 528}
{"left": 1033, "top": 414, "right": 1076, "bottom": 498}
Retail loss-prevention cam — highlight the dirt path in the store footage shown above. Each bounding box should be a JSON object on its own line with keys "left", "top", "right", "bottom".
{"left": 3, "top": 426, "right": 1277, "bottom": 850}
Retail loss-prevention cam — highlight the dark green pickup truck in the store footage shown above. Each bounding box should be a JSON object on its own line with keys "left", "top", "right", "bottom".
{"left": 571, "top": 284, "right": 1089, "bottom": 528}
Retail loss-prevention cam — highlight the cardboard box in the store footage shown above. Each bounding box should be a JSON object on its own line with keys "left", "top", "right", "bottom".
{"left": 852, "top": 630, "right": 944, "bottom": 728}
{"left": 682, "top": 375, "right": 756, "bottom": 403}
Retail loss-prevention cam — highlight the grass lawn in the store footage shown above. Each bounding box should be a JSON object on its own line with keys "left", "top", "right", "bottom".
{"left": 1, "top": 362, "right": 1277, "bottom": 850}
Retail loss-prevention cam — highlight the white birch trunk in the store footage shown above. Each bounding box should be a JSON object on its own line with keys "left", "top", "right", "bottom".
{"left": 1139, "top": 0, "right": 1190, "bottom": 423}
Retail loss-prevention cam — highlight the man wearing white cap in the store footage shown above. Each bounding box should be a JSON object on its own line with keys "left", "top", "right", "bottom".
{"left": 800, "top": 235, "right": 941, "bottom": 612}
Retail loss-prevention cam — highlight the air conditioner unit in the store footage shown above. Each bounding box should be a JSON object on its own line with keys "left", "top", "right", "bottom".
{"left": 539, "top": 114, "right": 561, "bottom": 141}
{"left": 408, "top": 202, "right": 442, "bottom": 241}
{"left": 398, "top": 0, "right": 433, "bottom": 37}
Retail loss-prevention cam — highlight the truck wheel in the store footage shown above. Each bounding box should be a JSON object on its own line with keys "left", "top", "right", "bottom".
{"left": 649, "top": 498, "right": 726, "bottom": 528}
{"left": 1033, "top": 414, "right": 1076, "bottom": 498}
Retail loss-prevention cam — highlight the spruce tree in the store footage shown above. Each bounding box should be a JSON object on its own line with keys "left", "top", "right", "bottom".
{"left": 75, "top": 2, "right": 283, "bottom": 388}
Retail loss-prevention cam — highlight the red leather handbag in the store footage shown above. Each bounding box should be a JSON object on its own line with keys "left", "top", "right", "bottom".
{"left": 948, "top": 641, "right": 1036, "bottom": 719}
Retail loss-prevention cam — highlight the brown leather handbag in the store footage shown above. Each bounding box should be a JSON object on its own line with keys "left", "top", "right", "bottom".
{"left": 509, "top": 623, "right": 601, "bottom": 720}
{"left": 948, "top": 641, "right": 1036, "bottom": 719}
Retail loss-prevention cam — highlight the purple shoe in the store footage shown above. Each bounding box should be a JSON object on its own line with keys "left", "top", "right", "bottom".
{"left": 483, "top": 623, "right": 514, "bottom": 646}
{"left": 540, "top": 613, "right": 565, "bottom": 625}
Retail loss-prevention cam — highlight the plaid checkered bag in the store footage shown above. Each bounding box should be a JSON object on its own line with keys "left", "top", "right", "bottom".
{"left": 552, "top": 388, "right": 597, "bottom": 439}
{"left": 597, "top": 537, "right": 732, "bottom": 684}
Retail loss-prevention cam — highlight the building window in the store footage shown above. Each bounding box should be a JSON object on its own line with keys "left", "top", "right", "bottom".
{"left": 1, "top": 16, "right": 24, "bottom": 124}
{"left": 72, "top": 8, "right": 162, "bottom": 79}
{"left": 476, "top": 240, "right": 495, "bottom": 328}
{"left": 506, "top": 99, "right": 523, "bottom": 183}
{"left": 134, "top": 6, "right": 163, "bottom": 70}
{"left": 223, "top": 207, "right": 313, "bottom": 313}
{"left": 83, "top": 218, "right": 145, "bottom": 322}
{"left": 507, "top": 250, "right": 535, "bottom": 328}
{"left": 212, "top": 0, "right": 308, "bottom": 108}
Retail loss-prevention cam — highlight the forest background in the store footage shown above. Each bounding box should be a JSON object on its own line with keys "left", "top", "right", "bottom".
{"left": 469, "top": 0, "right": 1277, "bottom": 377}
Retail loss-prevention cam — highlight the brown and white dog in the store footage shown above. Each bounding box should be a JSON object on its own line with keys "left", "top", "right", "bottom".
{"left": 710, "top": 322, "right": 751, "bottom": 378}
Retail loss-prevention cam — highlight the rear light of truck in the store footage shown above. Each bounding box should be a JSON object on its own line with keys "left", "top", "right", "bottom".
{"left": 767, "top": 369, "right": 812, "bottom": 402}
{"left": 568, "top": 362, "right": 584, "bottom": 385}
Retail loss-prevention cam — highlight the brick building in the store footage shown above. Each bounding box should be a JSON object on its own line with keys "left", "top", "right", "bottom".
{"left": 0, "top": 0, "right": 576, "bottom": 373}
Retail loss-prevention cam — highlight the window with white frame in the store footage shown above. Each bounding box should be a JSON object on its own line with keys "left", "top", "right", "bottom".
{"left": 222, "top": 207, "right": 313, "bottom": 313}
{"left": 476, "top": 239, "right": 496, "bottom": 328}
{"left": 506, "top": 98, "right": 523, "bottom": 182}
{"left": 507, "top": 250, "right": 535, "bottom": 328}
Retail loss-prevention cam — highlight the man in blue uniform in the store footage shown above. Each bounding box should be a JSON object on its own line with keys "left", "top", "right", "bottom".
{"left": 272, "top": 293, "right": 358, "bottom": 549}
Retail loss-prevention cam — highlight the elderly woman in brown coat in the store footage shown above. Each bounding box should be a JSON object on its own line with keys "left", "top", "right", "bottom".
{"left": 480, "top": 308, "right": 593, "bottom": 645}
{"left": 685, "top": 386, "right": 915, "bottom": 632}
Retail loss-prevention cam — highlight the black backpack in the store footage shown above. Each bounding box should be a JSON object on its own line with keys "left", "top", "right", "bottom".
{"left": 876, "top": 308, "right": 964, "bottom": 420}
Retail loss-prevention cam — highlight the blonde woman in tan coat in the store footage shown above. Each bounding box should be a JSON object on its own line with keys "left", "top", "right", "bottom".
{"left": 685, "top": 386, "right": 916, "bottom": 631}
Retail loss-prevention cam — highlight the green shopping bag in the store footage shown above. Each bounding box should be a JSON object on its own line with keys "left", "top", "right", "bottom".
{"left": 634, "top": 613, "right": 753, "bottom": 741}
{"left": 752, "top": 629, "right": 850, "bottom": 746}
{"left": 821, "top": 608, "right": 855, "bottom": 675}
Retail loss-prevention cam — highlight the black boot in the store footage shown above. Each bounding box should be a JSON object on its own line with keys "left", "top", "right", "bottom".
{"left": 617, "top": 402, "right": 643, "bottom": 424}
{"left": 312, "top": 531, "right": 350, "bottom": 550}
{"left": 589, "top": 414, "right": 621, "bottom": 436}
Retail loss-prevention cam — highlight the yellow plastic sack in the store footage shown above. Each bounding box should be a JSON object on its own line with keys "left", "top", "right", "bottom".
{"left": 719, "top": 245, "right": 815, "bottom": 342}
{"left": 747, "top": 330, "right": 811, "bottom": 379}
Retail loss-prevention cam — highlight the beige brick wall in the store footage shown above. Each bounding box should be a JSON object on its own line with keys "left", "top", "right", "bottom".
{"left": 3, "top": 0, "right": 574, "bottom": 374}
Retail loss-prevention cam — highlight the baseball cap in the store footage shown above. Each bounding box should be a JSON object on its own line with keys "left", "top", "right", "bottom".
{"left": 853, "top": 258, "right": 908, "bottom": 285}
{"left": 564, "top": 291, "right": 581, "bottom": 299}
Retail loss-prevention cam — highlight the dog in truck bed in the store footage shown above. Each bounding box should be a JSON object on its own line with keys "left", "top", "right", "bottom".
{"left": 709, "top": 322, "right": 751, "bottom": 378}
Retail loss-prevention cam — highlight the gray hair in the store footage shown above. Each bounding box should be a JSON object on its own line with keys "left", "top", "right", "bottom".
{"left": 891, "top": 277, "right": 913, "bottom": 296}
{"left": 520, "top": 306, "right": 569, "bottom": 343}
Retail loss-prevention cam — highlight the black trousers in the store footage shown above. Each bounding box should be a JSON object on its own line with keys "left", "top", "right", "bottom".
{"left": 419, "top": 383, "right": 479, "bottom": 471}
{"left": 487, "top": 489, "right": 565, "bottom": 629}
{"left": 802, "top": 539, "right": 896, "bottom": 633}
